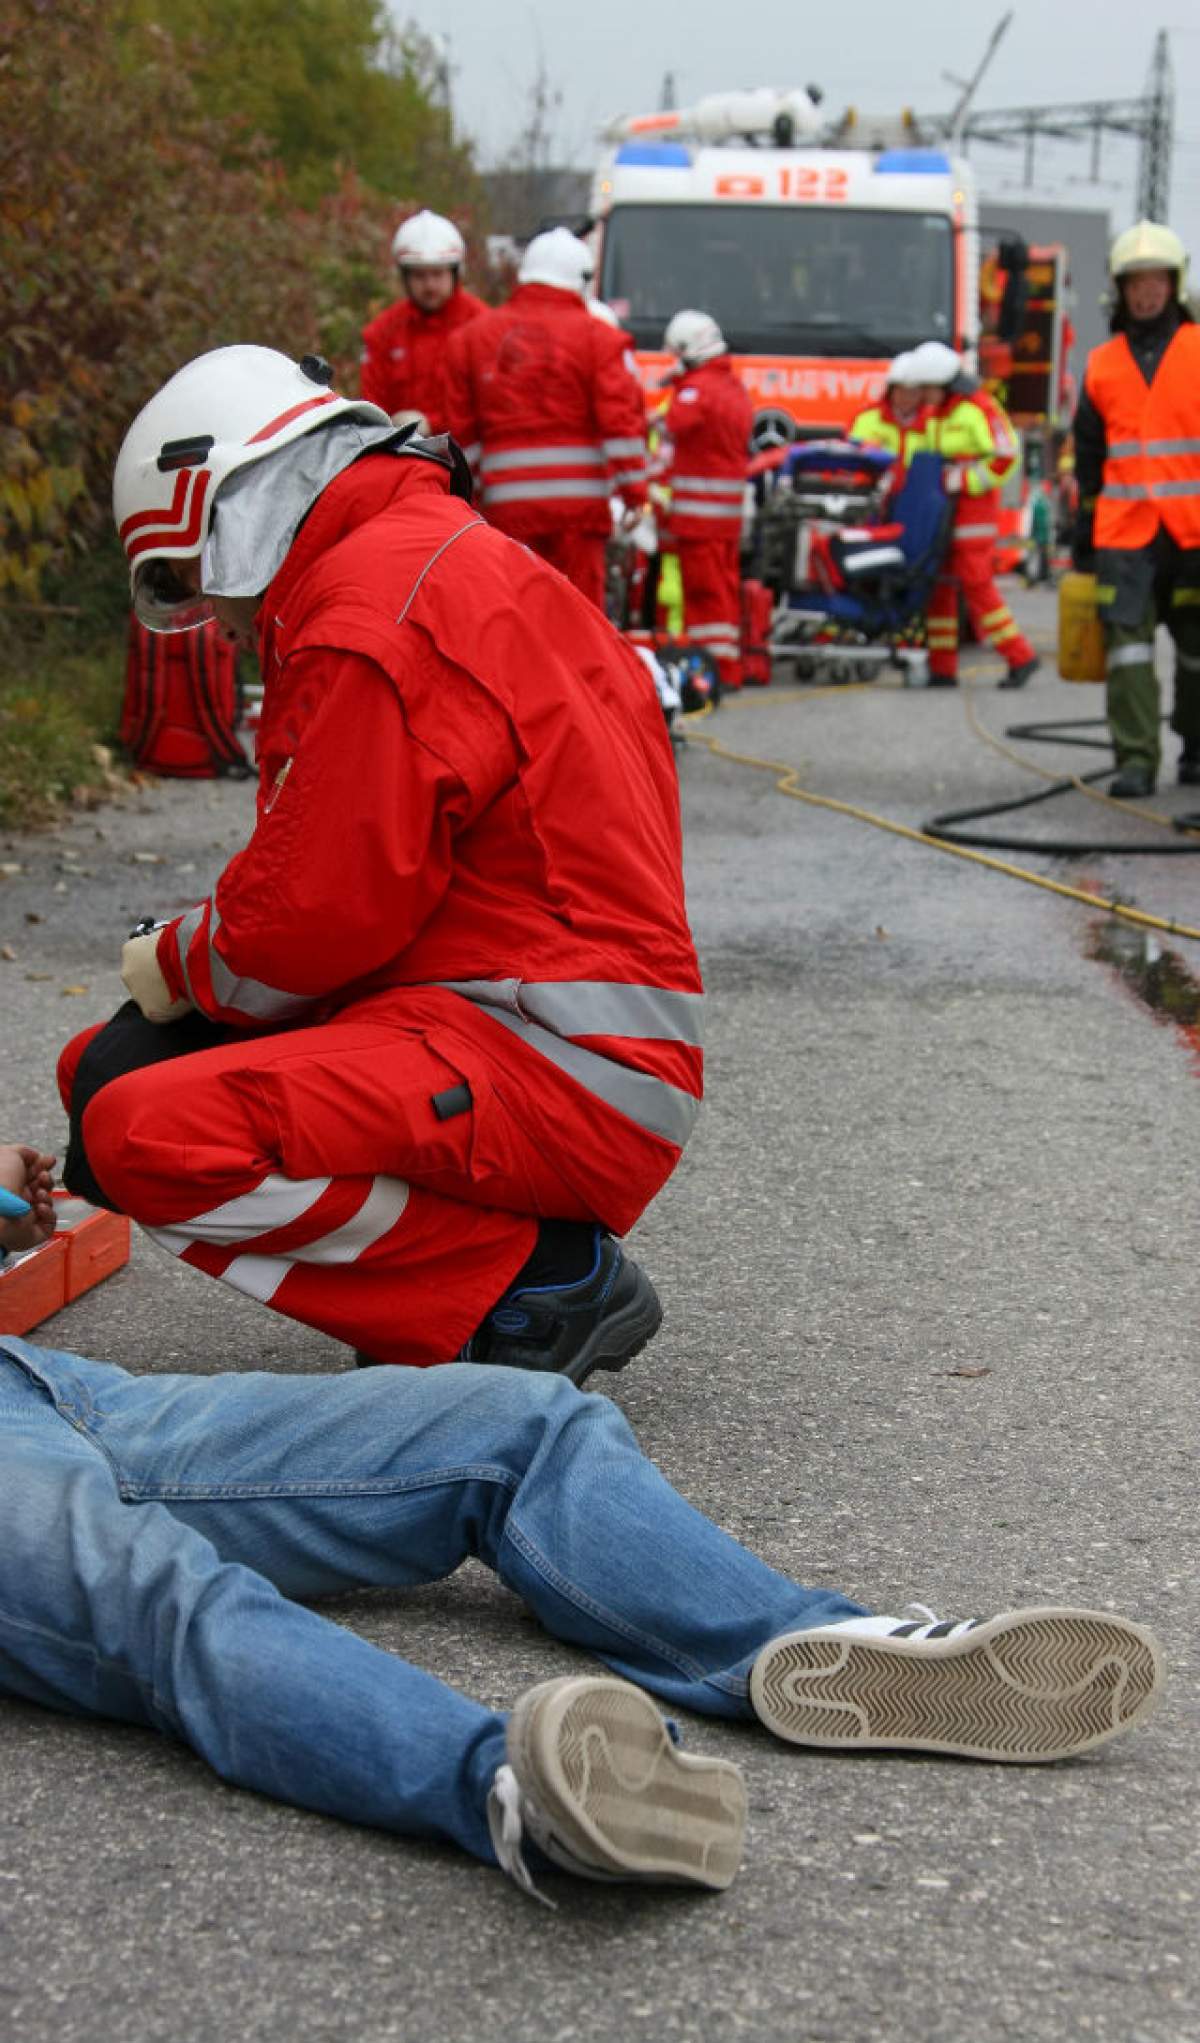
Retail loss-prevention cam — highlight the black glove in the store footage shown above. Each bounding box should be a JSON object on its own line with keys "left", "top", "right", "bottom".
{"left": 1071, "top": 512, "right": 1095, "bottom": 573}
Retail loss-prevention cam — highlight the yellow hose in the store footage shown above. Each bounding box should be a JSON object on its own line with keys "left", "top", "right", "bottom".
{"left": 680, "top": 701, "right": 1200, "bottom": 945}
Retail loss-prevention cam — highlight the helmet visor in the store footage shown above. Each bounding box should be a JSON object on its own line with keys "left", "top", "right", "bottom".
{"left": 132, "top": 557, "right": 215, "bottom": 634}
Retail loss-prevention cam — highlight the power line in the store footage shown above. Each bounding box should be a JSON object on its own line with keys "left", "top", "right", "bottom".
{"left": 922, "top": 27, "right": 1175, "bottom": 221}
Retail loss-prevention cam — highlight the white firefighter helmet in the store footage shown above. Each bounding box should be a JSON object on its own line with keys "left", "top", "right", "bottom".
{"left": 113, "top": 345, "right": 389, "bottom": 630}
{"left": 909, "top": 339, "right": 963, "bottom": 386}
{"left": 518, "top": 228, "right": 595, "bottom": 293}
{"left": 1110, "top": 219, "right": 1189, "bottom": 297}
{"left": 885, "top": 351, "right": 921, "bottom": 387}
{"left": 391, "top": 209, "right": 466, "bottom": 269}
{"left": 663, "top": 309, "right": 727, "bottom": 367}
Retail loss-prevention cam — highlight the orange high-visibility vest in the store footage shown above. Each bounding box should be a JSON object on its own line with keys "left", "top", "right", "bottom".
{"left": 1085, "top": 324, "right": 1200, "bottom": 551}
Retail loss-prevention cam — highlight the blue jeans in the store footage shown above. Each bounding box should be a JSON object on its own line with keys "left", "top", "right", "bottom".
{"left": 0, "top": 1339, "right": 864, "bottom": 1866}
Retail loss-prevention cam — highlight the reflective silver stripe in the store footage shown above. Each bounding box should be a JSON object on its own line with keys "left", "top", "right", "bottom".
{"left": 174, "top": 903, "right": 206, "bottom": 1005}
{"left": 613, "top": 467, "right": 646, "bottom": 486}
{"left": 433, "top": 977, "right": 702, "bottom": 1145}
{"left": 462, "top": 441, "right": 482, "bottom": 468}
{"left": 1106, "top": 642, "right": 1155, "bottom": 669}
{"left": 840, "top": 547, "right": 905, "bottom": 571}
{"left": 436, "top": 976, "right": 704, "bottom": 1047}
{"left": 1148, "top": 479, "right": 1200, "bottom": 499}
{"left": 481, "top": 445, "right": 604, "bottom": 473}
{"left": 1100, "top": 483, "right": 1148, "bottom": 501}
{"left": 207, "top": 909, "right": 314, "bottom": 1022}
{"left": 603, "top": 437, "right": 647, "bottom": 459}
{"left": 671, "top": 475, "right": 744, "bottom": 497}
{"left": 478, "top": 1010, "right": 699, "bottom": 1146}
{"left": 1145, "top": 438, "right": 1200, "bottom": 457}
{"left": 1107, "top": 440, "right": 1141, "bottom": 458}
{"left": 952, "top": 522, "right": 998, "bottom": 538}
{"left": 672, "top": 498, "right": 743, "bottom": 521}
{"left": 689, "top": 624, "right": 739, "bottom": 645}
{"left": 483, "top": 478, "right": 611, "bottom": 504}
{"left": 149, "top": 1171, "right": 332, "bottom": 1248}
{"left": 219, "top": 1178, "right": 411, "bottom": 1305}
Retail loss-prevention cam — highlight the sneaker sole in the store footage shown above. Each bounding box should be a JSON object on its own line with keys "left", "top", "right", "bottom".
{"left": 509, "top": 1677, "right": 746, "bottom": 1890}
{"left": 750, "top": 1607, "right": 1164, "bottom": 1763}
{"left": 563, "top": 1263, "right": 663, "bottom": 1388}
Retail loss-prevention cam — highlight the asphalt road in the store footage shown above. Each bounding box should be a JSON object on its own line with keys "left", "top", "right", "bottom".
{"left": 1, "top": 582, "right": 1197, "bottom": 2043}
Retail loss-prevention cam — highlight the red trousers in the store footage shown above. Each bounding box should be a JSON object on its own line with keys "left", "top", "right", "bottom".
{"left": 676, "top": 536, "right": 743, "bottom": 688}
{"left": 926, "top": 542, "right": 1034, "bottom": 679}
{"left": 55, "top": 1002, "right": 620, "bottom": 1366}
{"left": 501, "top": 526, "right": 608, "bottom": 612}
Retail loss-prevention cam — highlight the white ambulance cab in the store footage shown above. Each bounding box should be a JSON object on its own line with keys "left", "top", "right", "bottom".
{"left": 590, "top": 89, "right": 980, "bottom": 448}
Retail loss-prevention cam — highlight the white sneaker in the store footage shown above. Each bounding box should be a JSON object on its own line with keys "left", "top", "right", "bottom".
{"left": 487, "top": 1675, "right": 746, "bottom": 1904}
{"left": 750, "top": 1606, "right": 1164, "bottom": 1763}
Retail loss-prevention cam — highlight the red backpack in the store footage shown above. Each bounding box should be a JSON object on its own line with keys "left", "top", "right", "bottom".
{"left": 120, "top": 618, "right": 251, "bottom": 778}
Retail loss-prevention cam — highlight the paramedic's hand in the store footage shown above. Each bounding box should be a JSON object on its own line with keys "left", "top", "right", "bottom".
{"left": 121, "top": 932, "right": 192, "bottom": 1023}
{"left": 0, "top": 1144, "right": 56, "bottom": 1251}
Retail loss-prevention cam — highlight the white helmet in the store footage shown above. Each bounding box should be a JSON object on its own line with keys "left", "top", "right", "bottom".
{"left": 391, "top": 209, "right": 466, "bottom": 269}
{"left": 518, "top": 228, "right": 595, "bottom": 293}
{"left": 113, "top": 345, "right": 389, "bottom": 629}
{"left": 885, "top": 351, "right": 921, "bottom": 388}
{"left": 1110, "top": 219, "right": 1188, "bottom": 297}
{"left": 909, "top": 340, "right": 963, "bottom": 386}
{"left": 663, "top": 309, "right": 727, "bottom": 367}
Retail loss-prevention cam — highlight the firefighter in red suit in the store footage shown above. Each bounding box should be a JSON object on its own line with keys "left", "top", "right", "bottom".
{"left": 442, "top": 229, "right": 648, "bottom": 611}
{"left": 659, "top": 312, "right": 753, "bottom": 689}
{"left": 58, "top": 346, "right": 700, "bottom": 1380}
{"left": 911, "top": 340, "right": 1040, "bottom": 690}
{"left": 359, "top": 211, "right": 486, "bottom": 435}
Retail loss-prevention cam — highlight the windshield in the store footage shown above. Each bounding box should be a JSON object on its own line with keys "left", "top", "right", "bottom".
{"left": 599, "top": 203, "right": 955, "bottom": 357}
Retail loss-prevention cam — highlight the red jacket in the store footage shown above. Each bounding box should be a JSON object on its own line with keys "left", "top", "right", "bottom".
{"left": 359, "top": 288, "right": 487, "bottom": 433}
{"left": 442, "top": 283, "right": 648, "bottom": 536}
{"left": 661, "top": 358, "right": 753, "bottom": 542}
{"left": 155, "top": 454, "right": 701, "bottom": 1229}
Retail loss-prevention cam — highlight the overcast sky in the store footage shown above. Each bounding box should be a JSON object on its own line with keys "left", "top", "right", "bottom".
{"left": 394, "top": 0, "right": 1200, "bottom": 265}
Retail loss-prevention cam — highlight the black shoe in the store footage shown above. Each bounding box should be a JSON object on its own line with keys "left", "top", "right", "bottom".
{"left": 1179, "top": 746, "right": 1200, "bottom": 787}
{"left": 998, "top": 655, "right": 1040, "bottom": 690}
{"left": 1109, "top": 764, "right": 1156, "bottom": 799}
{"left": 926, "top": 675, "right": 958, "bottom": 688}
{"left": 460, "top": 1230, "right": 662, "bottom": 1386}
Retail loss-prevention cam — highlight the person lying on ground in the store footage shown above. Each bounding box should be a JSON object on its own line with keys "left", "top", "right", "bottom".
{"left": 59, "top": 345, "right": 698, "bottom": 1380}
{"left": 0, "top": 1148, "right": 1164, "bottom": 1906}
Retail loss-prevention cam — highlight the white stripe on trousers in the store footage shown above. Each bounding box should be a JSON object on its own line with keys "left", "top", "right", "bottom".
{"left": 147, "top": 1172, "right": 411, "bottom": 1306}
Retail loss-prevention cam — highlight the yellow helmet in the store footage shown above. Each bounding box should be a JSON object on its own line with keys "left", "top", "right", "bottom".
{"left": 1110, "top": 220, "right": 1189, "bottom": 299}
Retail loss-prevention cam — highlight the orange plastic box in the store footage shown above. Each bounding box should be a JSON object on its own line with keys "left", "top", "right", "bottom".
{"left": 0, "top": 1193, "right": 131, "bottom": 1335}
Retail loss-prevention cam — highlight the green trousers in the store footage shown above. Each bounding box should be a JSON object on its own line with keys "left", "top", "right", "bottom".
{"left": 1104, "top": 587, "right": 1200, "bottom": 775}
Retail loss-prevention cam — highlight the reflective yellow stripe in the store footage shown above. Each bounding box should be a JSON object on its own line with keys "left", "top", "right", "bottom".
{"left": 980, "top": 607, "right": 1010, "bottom": 629}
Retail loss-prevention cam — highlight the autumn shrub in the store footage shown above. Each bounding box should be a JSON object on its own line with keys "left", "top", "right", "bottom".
{"left": 0, "top": 0, "right": 485, "bottom": 816}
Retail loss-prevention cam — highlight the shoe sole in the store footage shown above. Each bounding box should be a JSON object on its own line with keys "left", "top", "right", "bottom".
{"left": 750, "top": 1607, "right": 1163, "bottom": 1763}
{"left": 563, "top": 1262, "right": 663, "bottom": 1388}
{"left": 510, "top": 1676, "right": 746, "bottom": 1890}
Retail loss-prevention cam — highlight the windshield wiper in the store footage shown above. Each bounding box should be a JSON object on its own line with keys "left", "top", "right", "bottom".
{"left": 758, "top": 322, "right": 919, "bottom": 350}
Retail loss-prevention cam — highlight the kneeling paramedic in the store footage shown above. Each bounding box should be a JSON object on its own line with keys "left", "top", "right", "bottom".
{"left": 59, "top": 347, "right": 702, "bottom": 1377}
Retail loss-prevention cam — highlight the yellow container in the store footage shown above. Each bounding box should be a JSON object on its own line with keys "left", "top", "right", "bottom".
{"left": 1057, "top": 571, "right": 1107, "bottom": 682}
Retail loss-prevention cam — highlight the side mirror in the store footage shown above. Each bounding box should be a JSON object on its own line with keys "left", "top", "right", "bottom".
{"left": 992, "top": 234, "right": 1031, "bottom": 344}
